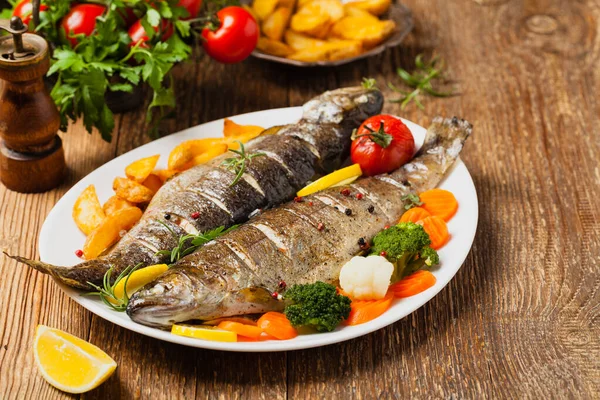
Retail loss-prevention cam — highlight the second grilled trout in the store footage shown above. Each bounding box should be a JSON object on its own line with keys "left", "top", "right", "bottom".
{"left": 8, "top": 86, "right": 383, "bottom": 289}
{"left": 127, "top": 117, "right": 472, "bottom": 328}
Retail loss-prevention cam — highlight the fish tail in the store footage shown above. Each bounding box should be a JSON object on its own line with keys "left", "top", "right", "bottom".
{"left": 419, "top": 116, "right": 473, "bottom": 155}
{"left": 3, "top": 251, "right": 103, "bottom": 290}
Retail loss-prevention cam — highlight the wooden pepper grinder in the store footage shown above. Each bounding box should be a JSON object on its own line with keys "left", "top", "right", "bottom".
{"left": 0, "top": 16, "right": 65, "bottom": 193}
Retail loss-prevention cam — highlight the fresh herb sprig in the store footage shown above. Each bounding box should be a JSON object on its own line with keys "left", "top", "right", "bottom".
{"left": 388, "top": 54, "right": 456, "bottom": 110}
{"left": 361, "top": 77, "right": 378, "bottom": 90}
{"left": 401, "top": 193, "right": 423, "bottom": 210}
{"left": 85, "top": 263, "right": 142, "bottom": 311}
{"left": 156, "top": 224, "right": 238, "bottom": 264}
{"left": 221, "top": 141, "right": 265, "bottom": 186}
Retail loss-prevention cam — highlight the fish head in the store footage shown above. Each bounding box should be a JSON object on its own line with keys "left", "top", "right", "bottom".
{"left": 126, "top": 266, "right": 227, "bottom": 329}
{"left": 302, "top": 86, "right": 384, "bottom": 128}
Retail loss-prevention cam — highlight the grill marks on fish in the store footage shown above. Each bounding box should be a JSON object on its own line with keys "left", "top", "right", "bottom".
{"left": 126, "top": 117, "right": 472, "bottom": 327}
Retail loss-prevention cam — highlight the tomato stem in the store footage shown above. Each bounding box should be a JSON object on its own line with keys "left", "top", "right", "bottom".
{"left": 352, "top": 122, "right": 393, "bottom": 148}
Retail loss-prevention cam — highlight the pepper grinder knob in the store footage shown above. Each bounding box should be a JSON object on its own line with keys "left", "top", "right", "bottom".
{"left": 0, "top": 16, "right": 66, "bottom": 193}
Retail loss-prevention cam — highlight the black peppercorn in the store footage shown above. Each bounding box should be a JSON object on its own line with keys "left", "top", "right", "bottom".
{"left": 345, "top": 208, "right": 352, "bottom": 216}
{"left": 367, "top": 205, "right": 375, "bottom": 213}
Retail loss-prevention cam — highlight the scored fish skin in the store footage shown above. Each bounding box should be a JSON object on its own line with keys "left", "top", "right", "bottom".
{"left": 127, "top": 117, "right": 473, "bottom": 328}
{"left": 7, "top": 86, "right": 384, "bottom": 290}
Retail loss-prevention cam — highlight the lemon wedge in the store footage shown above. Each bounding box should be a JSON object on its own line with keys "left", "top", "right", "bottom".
{"left": 171, "top": 324, "right": 238, "bottom": 342}
{"left": 297, "top": 164, "right": 362, "bottom": 197}
{"left": 112, "top": 263, "right": 168, "bottom": 300}
{"left": 33, "top": 325, "right": 117, "bottom": 394}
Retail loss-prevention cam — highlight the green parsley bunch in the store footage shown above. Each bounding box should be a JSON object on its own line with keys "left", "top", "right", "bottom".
{"left": 33, "top": 0, "right": 195, "bottom": 141}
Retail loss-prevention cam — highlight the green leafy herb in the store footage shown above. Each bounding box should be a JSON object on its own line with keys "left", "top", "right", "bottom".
{"left": 388, "top": 54, "right": 456, "bottom": 110}
{"left": 401, "top": 193, "right": 423, "bottom": 210}
{"left": 361, "top": 77, "right": 378, "bottom": 90}
{"left": 35, "top": 0, "right": 193, "bottom": 140}
{"left": 156, "top": 225, "right": 239, "bottom": 264}
{"left": 221, "top": 141, "right": 265, "bottom": 186}
{"left": 85, "top": 264, "right": 143, "bottom": 311}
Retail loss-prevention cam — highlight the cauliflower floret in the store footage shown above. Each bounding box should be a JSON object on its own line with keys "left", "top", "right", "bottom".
{"left": 339, "top": 255, "right": 394, "bottom": 300}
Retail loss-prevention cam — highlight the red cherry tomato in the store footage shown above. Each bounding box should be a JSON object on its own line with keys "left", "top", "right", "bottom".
{"left": 128, "top": 19, "right": 173, "bottom": 47}
{"left": 12, "top": 0, "right": 48, "bottom": 26}
{"left": 178, "top": 0, "right": 203, "bottom": 19}
{"left": 350, "top": 115, "right": 415, "bottom": 176}
{"left": 61, "top": 4, "right": 106, "bottom": 47}
{"left": 202, "top": 6, "right": 259, "bottom": 64}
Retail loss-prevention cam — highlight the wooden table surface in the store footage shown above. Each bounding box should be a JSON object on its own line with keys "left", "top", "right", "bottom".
{"left": 1, "top": 0, "right": 599, "bottom": 398}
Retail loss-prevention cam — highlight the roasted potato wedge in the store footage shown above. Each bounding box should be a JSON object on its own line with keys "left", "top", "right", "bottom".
{"left": 83, "top": 207, "right": 143, "bottom": 259}
{"left": 113, "top": 177, "right": 155, "bottom": 203}
{"left": 168, "top": 138, "right": 223, "bottom": 171}
{"left": 278, "top": 0, "right": 296, "bottom": 9}
{"left": 142, "top": 174, "right": 163, "bottom": 193}
{"left": 325, "top": 39, "right": 363, "bottom": 61}
{"left": 287, "top": 46, "right": 331, "bottom": 62}
{"left": 257, "top": 37, "right": 295, "bottom": 56}
{"left": 290, "top": 4, "right": 330, "bottom": 37}
{"left": 284, "top": 30, "right": 327, "bottom": 51}
{"left": 189, "top": 143, "right": 229, "bottom": 168}
{"left": 342, "top": 4, "right": 380, "bottom": 20}
{"left": 223, "top": 118, "right": 264, "bottom": 138}
{"left": 312, "top": 0, "right": 344, "bottom": 22}
{"left": 331, "top": 17, "right": 395, "bottom": 48}
{"left": 153, "top": 169, "right": 178, "bottom": 183}
{"left": 73, "top": 185, "right": 106, "bottom": 235}
{"left": 262, "top": 7, "right": 292, "bottom": 41}
{"left": 125, "top": 154, "right": 160, "bottom": 183}
{"left": 252, "top": 0, "right": 279, "bottom": 20}
{"left": 102, "top": 195, "right": 135, "bottom": 216}
{"left": 345, "top": 0, "right": 391, "bottom": 16}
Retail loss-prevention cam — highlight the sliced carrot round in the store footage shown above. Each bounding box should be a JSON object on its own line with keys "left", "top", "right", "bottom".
{"left": 217, "top": 321, "right": 263, "bottom": 340}
{"left": 419, "top": 215, "right": 450, "bottom": 249}
{"left": 390, "top": 270, "right": 437, "bottom": 298}
{"left": 399, "top": 207, "right": 431, "bottom": 224}
{"left": 419, "top": 189, "right": 458, "bottom": 222}
{"left": 345, "top": 291, "right": 394, "bottom": 326}
{"left": 257, "top": 312, "right": 298, "bottom": 340}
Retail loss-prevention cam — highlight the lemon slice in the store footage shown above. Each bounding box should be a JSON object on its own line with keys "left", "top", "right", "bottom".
{"left": 113, "top": 263, "right": 169, "bottom": 300}
{"left": 297, "top": 164, "right": 362, "bottom": 197}
{"left": 171, "top": 324, "right": 238, "bottom": 342}
{"left": 33, "top": 325, "right": 117, "bottom": 394}
{"left": 331, "top": 175, "right": 360, "bottom": 188}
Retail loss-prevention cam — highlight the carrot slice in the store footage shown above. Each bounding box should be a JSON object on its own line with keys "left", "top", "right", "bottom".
{"left": 390, "top": 270, "right": 437, "bottom": 298}
{"left": 257, "top": 312, "right": 298, "bottom": 340}
{"left": 399, "top": 207, "right": 431, "bottom": 224}
{"left": 217, "top": 321, "right": 263, "bottom": 339}
{"left": 419, "top": 216, "right": 450, "bottom": 249}
{"left": 345, "top": 291, "right": 394, "bottom": 326}
{"left": 419, "top": 189, "right": 458, "bottom": 222}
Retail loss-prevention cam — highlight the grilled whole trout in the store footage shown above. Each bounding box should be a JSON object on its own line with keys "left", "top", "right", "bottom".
{"left": 7, "top": 87, "right": 383, "bottom": 289}
{"left": 127, "top": 117, "right": 472, "bottom": 328}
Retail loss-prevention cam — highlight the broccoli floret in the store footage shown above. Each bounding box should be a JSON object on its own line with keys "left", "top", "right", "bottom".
{"left": 283, "top": 282, "right": 351, "bottom": 332}
{"left": 370, "top": 222, "right": 439, "bottom": 280}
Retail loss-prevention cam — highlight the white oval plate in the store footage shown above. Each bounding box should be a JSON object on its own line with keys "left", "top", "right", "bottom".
{"left": 39, "top": 107, "right": 478, "bottom": 352}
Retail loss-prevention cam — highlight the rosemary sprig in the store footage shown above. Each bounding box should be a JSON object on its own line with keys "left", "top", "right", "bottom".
{"left": 221, "top": 141, "right": 265, "bottom": 186}
{"left": 401, "top": 193, "right": 423, "bottom": 210}
{"left": 389, "top": 54, "right": 456, "bottom": 110}
{"left": 155, "top": 225, "right": 239, "bottom": 265}
{"left": 362, "top": 77, "right": 378, "bottom": 90}
{"left": 85, "top": 264, "right": 143, "bottom": 312}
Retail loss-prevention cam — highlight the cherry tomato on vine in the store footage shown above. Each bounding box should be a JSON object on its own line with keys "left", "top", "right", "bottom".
{"left": 201, "top": 6, "right": 259, "bottom": 64}
{"left": 178, "top": 0, "right": 203, "bottom": 19}
{"left": 12, "top": 0, "right": 48, "bottom": 26}
{"left": 350, "top": 115, "right": 415, "bottom": 176}
{"left": 128, "top": 19, "right": 173, "bottom": 47}
{"left": 61, "top": 4, "right": 106, "bottom": 47}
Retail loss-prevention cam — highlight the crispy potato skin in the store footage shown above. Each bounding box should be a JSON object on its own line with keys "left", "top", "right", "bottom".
{"left": 253, "top": 0, "right": 396, "bottom": 62}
